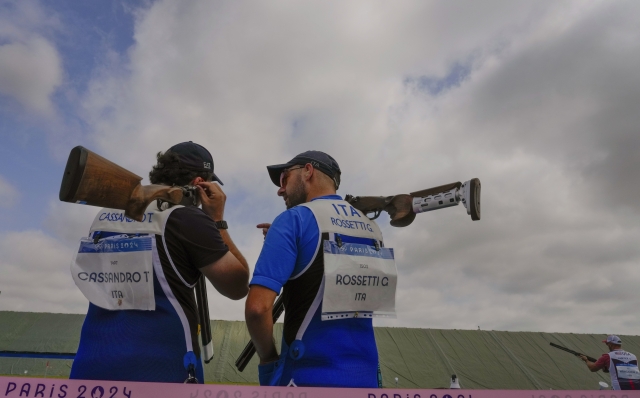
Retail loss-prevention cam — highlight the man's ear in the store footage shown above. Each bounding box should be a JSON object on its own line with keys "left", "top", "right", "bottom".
{"left": 303, "top": 163, "right": 314, "bottom": 182}
{"left": 191, "top": 176, "right": 204, "bottom": 185}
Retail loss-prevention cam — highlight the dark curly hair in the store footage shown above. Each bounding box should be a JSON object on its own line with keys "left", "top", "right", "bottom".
{"left": 149, "top": 151, "right": 213, "bottom": 186}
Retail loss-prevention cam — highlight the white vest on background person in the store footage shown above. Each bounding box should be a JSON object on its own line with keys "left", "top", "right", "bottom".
{"left": 608, "top": 349, "right": 640, "bottom": 390}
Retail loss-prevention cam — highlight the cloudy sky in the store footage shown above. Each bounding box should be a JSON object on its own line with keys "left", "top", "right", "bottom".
{"left": 1, "top": 0, "right": 639, "bottom": 336}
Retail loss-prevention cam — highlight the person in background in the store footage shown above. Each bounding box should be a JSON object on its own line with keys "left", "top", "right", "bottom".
{"left": 581, "top": 335, "right": 640, "bottom": 390}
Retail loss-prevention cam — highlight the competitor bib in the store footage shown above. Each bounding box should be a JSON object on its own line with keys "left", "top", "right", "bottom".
{"left": 321, "top": 240, "right": 397, "bottom": 320}
{"left": 616, "top": 363, "right": 640, "bottom": 380}
{"left": 71, "top": 235, "right": 156, "bottom": 311}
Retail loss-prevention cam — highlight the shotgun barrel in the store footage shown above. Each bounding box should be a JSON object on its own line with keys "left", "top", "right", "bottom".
{"left": 196, "top": 276, "right": 214, "bottom": 363}
{"left": 235, "top": 295, "right": 285, "bottom": 372}
{"left": 549, "top": 342, "right": 608, "bottom": 373}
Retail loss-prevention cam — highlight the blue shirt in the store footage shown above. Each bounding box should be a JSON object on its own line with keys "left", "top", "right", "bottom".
{"left": 250, "top": 196, "right": 338, "bottom": 291}
{"left": 251, "top": 195, "right": 379, "bottom": 388}
{"left": 251, "top": 195, "right": 374, "bottom": 291}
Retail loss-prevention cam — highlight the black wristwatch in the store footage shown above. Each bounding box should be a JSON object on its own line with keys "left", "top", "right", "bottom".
{"left": 215, "top": 220, "right": 228, "bottom": 230}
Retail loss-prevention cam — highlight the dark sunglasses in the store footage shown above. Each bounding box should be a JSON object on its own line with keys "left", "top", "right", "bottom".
{"left": 279, "top": 165, "right": 305, "bottom": 187}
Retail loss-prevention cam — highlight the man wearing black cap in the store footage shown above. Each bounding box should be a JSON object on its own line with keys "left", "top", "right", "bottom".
{"left": 70, "top": 142, "right": 250, "bottom": 383}
{"left": 581, "top": 335, "right": 640, "bottom": 390}
{"left": 246, "top": 151, "right": 391, "bottom": 387}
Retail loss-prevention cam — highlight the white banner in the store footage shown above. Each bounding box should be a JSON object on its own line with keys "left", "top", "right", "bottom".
{"left": 322, "top": 241, "right": 397, "bottom": 320}
{"left": 71, "top": 236, "right": 155, "bottom": 311}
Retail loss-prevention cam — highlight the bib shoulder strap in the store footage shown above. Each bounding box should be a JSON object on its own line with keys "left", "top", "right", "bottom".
{"left": 300, "top": 199, "right": 383, "bottom": 241}
{"left": 89, "top": 203, "right": 184, "bottom": 236}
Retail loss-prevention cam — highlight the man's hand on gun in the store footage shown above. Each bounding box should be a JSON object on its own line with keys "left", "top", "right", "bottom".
{"left": 196, "top": 181, "right": 226, "bottom": 220}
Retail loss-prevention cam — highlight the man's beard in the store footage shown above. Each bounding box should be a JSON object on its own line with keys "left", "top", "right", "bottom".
{"left": 286, "top": 176, "right": 307, "bottom": 209}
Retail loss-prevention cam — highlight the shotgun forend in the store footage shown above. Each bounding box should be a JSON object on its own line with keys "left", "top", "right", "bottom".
{"left": 59, "top": 146, "right": 186, "bottom": 221}
{"left": 345, "top": 178, "right": 481, "bottom": 227}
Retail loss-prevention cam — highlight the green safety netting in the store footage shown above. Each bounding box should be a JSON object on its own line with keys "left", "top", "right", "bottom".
{"left": 1, "top": 311, "right": 637, "bottom": 389}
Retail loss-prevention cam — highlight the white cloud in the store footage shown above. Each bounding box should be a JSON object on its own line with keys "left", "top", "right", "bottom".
{"left": 6, "top": 0, "right": 640, "bottom": 335}
{"left": 74, "top": 0, "right": 640, "bottom": 334}
{"left": 0, "top": 230, "right": 87, "bottom": 313}
{"left": 0, "top": 36, "right": 62, "bottom": 115}
{"left": 42, "top": 201, "right": 98, "bottom": 244}
{"left": 0, "top": 199, "right": 98, "bottom": 313}
{"left": 0, "top": 0, "right": 63, "bottom": 115}
{"left": 0, "top": 176, "right": 20, "bottom": 208}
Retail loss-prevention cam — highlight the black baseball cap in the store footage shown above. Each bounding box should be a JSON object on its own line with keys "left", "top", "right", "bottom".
{"left": 166, "top": 141, "right": 223, "bottom": 185}
{"left": 267, "top": 150, "right": 341, "bottom": 189}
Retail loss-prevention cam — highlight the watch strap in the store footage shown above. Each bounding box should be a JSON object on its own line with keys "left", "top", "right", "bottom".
{"left": 215, "top": 220, "right": 228, "bottom": 230}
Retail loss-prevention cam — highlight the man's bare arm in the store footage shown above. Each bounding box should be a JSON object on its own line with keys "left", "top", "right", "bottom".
{"left": 245, "top": 285, "right": 279, "bottom": 364}
{"left": 219, "top": 228, "right": 249, "bottom": 270}
{"left": 196, "top": 181, "right": 250, "bottom": 299}
{"left": 580, "top": 355, "right": 605, "bottom": 372}
{"left": 200, "top": 252, "right": 249, "bottom": 300}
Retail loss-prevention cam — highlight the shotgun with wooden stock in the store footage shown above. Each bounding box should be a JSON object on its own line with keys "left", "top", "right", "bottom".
{"left": 58, "top": 145, "right": 214, "bottom": 363}
{"left": 345, "top": 178, "right": 481, "bottom": 227}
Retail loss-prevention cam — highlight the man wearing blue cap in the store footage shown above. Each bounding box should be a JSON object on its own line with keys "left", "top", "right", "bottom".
{"left": 70, "top": 142, "right": 250, "bottom": 383}
{"left": 246, "top": 151, "right": 393, "bottom": 387}
{"left": 581, "top": 335, "right": 640, "bottom": 390}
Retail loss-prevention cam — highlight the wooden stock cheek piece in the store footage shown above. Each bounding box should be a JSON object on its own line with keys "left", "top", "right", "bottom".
{"left": 59, "top": 146, "right": 185, "bottom": 222}
{"left": 387, "top": 194, "right": 415, "bottom": 227}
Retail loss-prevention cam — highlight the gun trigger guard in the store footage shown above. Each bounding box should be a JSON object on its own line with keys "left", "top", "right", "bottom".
{"left": 368, "top": 210, "right": 381, "bottom": 221}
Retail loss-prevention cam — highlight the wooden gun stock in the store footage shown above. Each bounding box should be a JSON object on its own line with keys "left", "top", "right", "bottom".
{"left": 59, "top": 146, "right": 186, "bottom": 221}
{"left": 346, "top": 178, "right": 481, "bottom": 227}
